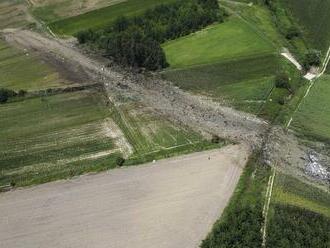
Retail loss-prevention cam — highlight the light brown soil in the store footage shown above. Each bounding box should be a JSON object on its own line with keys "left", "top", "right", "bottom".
{"left": 0, "top": 145, "right": 248, "bottom": 248}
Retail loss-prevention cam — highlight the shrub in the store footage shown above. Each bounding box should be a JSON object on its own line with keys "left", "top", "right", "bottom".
{"left": 285, "top": 26, "right": 300, "bottom": 40}
{"left": 18, "top": 89, "right": 27, "bottom": 97}
{"left": 275, "top": 72, "right": 291, "bottom": 91}
{"left": 303, "top": 49, "right": 322, "bottom": 69}
{"left": 0, "top": 88, "right": 17, "bottom": 104}
{"left": 211, "top": 134, "right": 221, "bottom": 144}
{"left": 116, "top": 156, "right": 125, "bottom": 167}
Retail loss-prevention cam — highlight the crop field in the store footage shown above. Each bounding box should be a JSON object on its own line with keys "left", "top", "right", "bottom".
{"left": 0, "top": 90, "right": 120, "bottom": 187}
{"left": 31, "top": 0, "right": 125, "bottom": 23}
{"left": 0, "top": 39, "right": 68, "bottom": 91}
{"left": 267, "top": 172, "right": 330, "bottom": 247}
{"left": 49, "top": 0, "right": 176, "bottom": 35}
{"left": 162, "top": 16, "right": 275, "bottom": 68}
{"left": 273, "top": 172, "right": 330, "bottom": 217}
{"left": 110, "top": 101, "right": 220, "bottom": 163}
{"left": 291, "top": 75, "right": 330, "bottom": 142}
{"left": 0, "top": 0, "right": 32, "bottom": 30}
{"left": 162, "top": 54, "right": 278, "bottom": 113}
{"left": 0, "top": 88, "right": 215, "bottom": 187}
{"left": 279, "top": 0, "right": 330, "bottom": 53}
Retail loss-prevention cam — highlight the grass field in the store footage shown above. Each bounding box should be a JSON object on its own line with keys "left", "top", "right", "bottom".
{"left": 163, "top": 16, "right": 275, "bottom": 68}
{"left": 162, "top": 54, "right": 278, "bottom": 113}
{"left": 291, "top": 75, "right": 330, "bottom": 142}
{"left": 49, "top": 0, "right": 176, "bottom": 35}
{"left": 0, "top": 0, "right": 32, "bottom": 30}
{"left": 110, "top": 101, "right": 222, "bottom": 164}
{"left": 31, "top": 0, "right": 125, "bottom": 23}
{"left": 279, "top": 0, "right": 330, "bottom": 54}
{"left": 273, "top": 172, "right": 330, "bottom": 217}
{"left": 0, "top": 39, "right": 68, "bottom": 91}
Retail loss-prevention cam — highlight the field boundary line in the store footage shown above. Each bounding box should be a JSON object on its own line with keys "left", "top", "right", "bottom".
{"left": 261, "top": 167, "right": 276, "bottom": 248}
{"left": 286, "top": 45, "right": 330, "bottom": 129}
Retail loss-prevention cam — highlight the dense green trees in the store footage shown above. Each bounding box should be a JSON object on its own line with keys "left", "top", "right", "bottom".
{"left": 76, "top": 0, "right": 224, "bottom": 70}
{"left": 267, "top": 204, "right": 330, "bottom": 248}
{"left": 303, "top": 49, "right": 322, "bottom": 69}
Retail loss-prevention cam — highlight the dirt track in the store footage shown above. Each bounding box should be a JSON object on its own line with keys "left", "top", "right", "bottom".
{"left": 0, "top": 145, "right": 248, "bottom": 248}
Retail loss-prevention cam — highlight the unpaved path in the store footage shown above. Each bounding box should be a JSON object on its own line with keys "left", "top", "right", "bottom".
{"left": 0, "top": 145, "right": 248, "bottom": 248}
{"left": 281, "top": 48, "right": 303, "bottom": 71}
{"left": 2, "top": 29, "right": 267, "bottom": 149}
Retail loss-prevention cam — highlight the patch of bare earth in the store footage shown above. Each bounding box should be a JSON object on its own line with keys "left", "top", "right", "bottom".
{"left": 0, "top": 145, "right": 248, "bottom": 248}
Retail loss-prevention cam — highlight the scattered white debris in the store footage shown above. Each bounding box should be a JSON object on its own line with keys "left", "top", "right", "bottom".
{"left": 304, "top": 72, "right": 317, "bottom": 81}
{"left": 305, "top": 153, "right": 329, "bottom": 181}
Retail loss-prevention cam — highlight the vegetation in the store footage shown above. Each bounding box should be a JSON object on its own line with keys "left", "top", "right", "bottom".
{"left": 275, "top": 72, "right": 291, "bottom": 91}
{"left": 77, "top": 0, "right": 223, "bottom": 70}
{"left": 49, "top": 0, "right": 178, "bottom": 35}
{"left": 0, "top": 88, "right": 17, "bottom": 103}
{"left": 303, "top": 49, "right": 322, "bottom": 70}
{"left": 273, "top": 172, "right": 330, "bottom": 217}
{"left": 278, "top": 0, "right": 330, "bottom": 54}
{"left": 267, "top": 204, "right": 330, "bottom": 248}
{"left": 0, "top": 39, "right": 67, "bottom": 91}
{"left": 201, "top": 154, "right": 270, "bottom": 248}
{"left": 292, "top": 75, "right": 330, "bottom": 142}
{"left": 163, "top": 17, "right": 274, "bottom": 68}
{"left": 162, "top": 54, "right": 278, "bottom": 114}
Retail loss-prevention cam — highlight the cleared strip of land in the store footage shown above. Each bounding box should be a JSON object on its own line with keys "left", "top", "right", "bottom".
{"left": 0, "top": 145, "right": 248, "bottom": 248}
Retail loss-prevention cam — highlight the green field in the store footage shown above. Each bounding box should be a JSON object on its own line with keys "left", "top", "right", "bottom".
{"left": 49, "top": 0, "right": 176, "bottom": 35}
{"left": 273, "top": 172, "right": 330, "bottom": 217}
{"left": 292, "top": 75, "right": 330, "bottom": 142}
{"left": 0, "top": 88, "right": 218, "bottom": 187}
{"left": 163, "top": 17, "right": 275, "bottom": 68}
{"left": 279, "top": 0, "right": 330, "bottom": 54}
{"left": 267, "top": 172, "right": 330, "bottom": 247}
{"left": 0, "top": 39, "right": 68, "bottom": 91}
{"left": 0, "top": 90, "right": 118, "bottom": 186}
{"left": 162, "top": 54, "right": 278, "bottom": 113}
{"left": 31, "top": 0, "right": 125, "bottom": 23}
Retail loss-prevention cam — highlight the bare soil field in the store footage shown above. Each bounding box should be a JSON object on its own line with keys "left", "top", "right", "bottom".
{"left": 0, "top": 145, "right": 248, "bottom": 248}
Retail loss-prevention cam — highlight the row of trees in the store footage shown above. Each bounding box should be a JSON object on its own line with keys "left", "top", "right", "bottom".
{"left": 76, "top": 0, "right": 225, "bottom": 70}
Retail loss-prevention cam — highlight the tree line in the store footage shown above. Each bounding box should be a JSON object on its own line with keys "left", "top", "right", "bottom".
{"left": 76, "top": 0, "right": 225, "bottom": 70}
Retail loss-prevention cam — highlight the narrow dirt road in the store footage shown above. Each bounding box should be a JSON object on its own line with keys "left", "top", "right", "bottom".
{"left": 0, "top": 145, "right": 248, "bottom": 248}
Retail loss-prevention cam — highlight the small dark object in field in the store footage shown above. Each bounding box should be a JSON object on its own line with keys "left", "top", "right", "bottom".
{"left": 116, "top": 157, "right": 125, "bottom": 167}
{"left": 211, "top": 135, "right": 221, "bottom": 144}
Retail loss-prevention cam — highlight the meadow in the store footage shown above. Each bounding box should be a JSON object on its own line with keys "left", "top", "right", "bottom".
{"left": 0, "top": 39, "right": 68, "bottom": 91}
{"left": 49, "top": 0, "right": 176, "bottom": 35}
{"left": 279, "top": 0, "right": 330, "bottom": 54}
{"left": 162, "top": 16, "right": 275, "bottom": 68}
{"left": 292, "top": 75, "right": 330, "bottom": 142}
{"left": 31, "top": 0, "right": 125, "bottom": 23}
{"left": 162, "top": 54, "right": 278, "bottom": 114}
